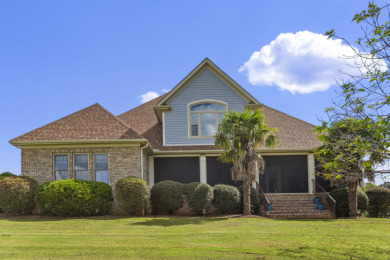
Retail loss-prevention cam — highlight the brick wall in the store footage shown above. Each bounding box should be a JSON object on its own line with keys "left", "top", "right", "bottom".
{"left": 21, "top": 146, "right": 143, "bottom": 187}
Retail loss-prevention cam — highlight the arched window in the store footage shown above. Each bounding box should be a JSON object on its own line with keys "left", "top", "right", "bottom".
{"left": 188, "top": 101, "right": 227, "bottom": 137}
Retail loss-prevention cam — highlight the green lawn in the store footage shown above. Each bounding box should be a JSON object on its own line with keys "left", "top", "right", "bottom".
{"left": 0, "top": 216, "right": 389, "bottom": 259}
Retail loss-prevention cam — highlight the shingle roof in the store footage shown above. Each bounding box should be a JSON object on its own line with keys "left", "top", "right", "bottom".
{"left": 11, "top": 95, "right": 320, "bottom": 150}
{"left": 117, "top": 94, "right": 167, "bottom": 135}
{"left": 262, "top": 105, "right": 320, "bottom": 150}
{"left": 117, "top": 95, "right": 320, "bottom": 151}
{"left": 10, "top": 103, "right": 143, "bottom": 143}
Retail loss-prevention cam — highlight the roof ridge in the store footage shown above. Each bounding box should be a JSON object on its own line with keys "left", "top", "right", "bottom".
{"left": 117, "top": 93, "right": 168, "bottom": 117}
{"left": 94, "top": 103, "right": 131, "bottom": 129}
{"left": 156, "top": 58, "right": 259, "bottom": 106}
{"left": 10, "top": 103, "right": 102, "bottom": 143}
{"left": 89, "top": 103, "right": 143, "bottom": 139}
{"left": 262, "top": 104, "right": 317, "bottom": 128}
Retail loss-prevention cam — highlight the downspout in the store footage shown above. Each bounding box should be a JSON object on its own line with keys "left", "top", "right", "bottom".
{"left": 140, "top": 142, "right": 149, "bottom": 180}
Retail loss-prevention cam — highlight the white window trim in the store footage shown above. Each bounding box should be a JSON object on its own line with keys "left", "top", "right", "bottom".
{"left": 53, "top": 154, "right": 69, "bottom": 180}
{"left": 187, "top": 99, "right": 228, "bottom": 139}
{"left": 73, "top": 153, "right": 89, "bottom": 181}
{"left": 93, "top": 153, "right": 110, "bottom": 184}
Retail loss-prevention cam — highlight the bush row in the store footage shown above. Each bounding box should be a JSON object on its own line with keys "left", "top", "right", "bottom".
{"left": 150, "top": 180, "right": 260, "bottom": 215}
{"left": 328, "top": 186, "right": 390, "bottom": 218}
{"left": 366, "top": 187, "right": 390, "bottom": 218}
{"left": 329, "top": 187, "right": 368, "bottom": 218}
{"left": 0, "top": 173, "right": 113, "bottom": 216}
{"left": 1, "top": 172, "right": 387, "bottom": 218}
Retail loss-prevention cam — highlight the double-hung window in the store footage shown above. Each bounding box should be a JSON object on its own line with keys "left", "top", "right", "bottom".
{"left": 54, "top": 154, "right": 68, "bottom": 180}
{"left": 189, "top": 102, "right": 226, "bottom": 137}
{"left": 94, "top": 154, "right": 109, "bottom": 184}
{"left": 74, "top": 154, "right": 89, "bottom": 180}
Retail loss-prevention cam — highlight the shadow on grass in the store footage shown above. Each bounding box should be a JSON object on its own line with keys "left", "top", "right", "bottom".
{"left": 0, "top": 214, "right": 147, "bottom": 222}
{"left": 269, "top": 218, "right": 338, "bottom": 222}
{"left": 131, "top": 217, "right": 227, "bottom": 227}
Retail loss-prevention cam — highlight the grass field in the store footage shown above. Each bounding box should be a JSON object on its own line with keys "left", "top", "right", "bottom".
{"left": 0, "top": 216, "right": 389, "bottom": 259}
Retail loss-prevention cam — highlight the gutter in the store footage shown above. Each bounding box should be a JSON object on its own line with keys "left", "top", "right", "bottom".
{"left": 9, "top": 139, "right": 148, "bottom": 148}
{"left": 152, "top": 148, "right": 315, "bottom": 155}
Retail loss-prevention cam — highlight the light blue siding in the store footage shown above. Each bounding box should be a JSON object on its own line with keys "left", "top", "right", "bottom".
{"left": 164, "top": 68, "right": 248, "bottom": 145}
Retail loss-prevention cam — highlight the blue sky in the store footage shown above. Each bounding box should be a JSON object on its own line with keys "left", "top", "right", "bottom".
{"left": 0, "top": 0, "right": 386, "bottom": 182}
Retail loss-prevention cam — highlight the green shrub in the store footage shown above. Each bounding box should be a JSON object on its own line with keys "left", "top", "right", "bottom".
{"left": 238, "top": 186, "right": 260, "bottom": 214}
{"left": 35, "top": 179, "right": 112, "bottom": 216}
{"left": 182, "top": 182, "right": 199, "bottom": 196}
{"left": 366, "top": 187, "right": 390, "bottom": 218}
{"left": 0, "top": 172, "right": 16, "bottom": 179}
{"left": 213, "top": 184, "right": 241, "bottom": 214}
{"left": 185, "top": 182, "right": 213, "bottom": 215}
{"left": 329, "top": 187, "right": 368, "bottom": 217}
{"left": 0, "top": 176, "right": 38, "bottom": 215}
{"left": 115, "top": 177, "right": 150, "bottom": 215}
{"left": 150, "top": 180, "right": 183, "bottom": 214}
{"left": 380, "top": 182, "right": 390, "bottom": 189}
{"left": 34, "top": 182, "right": 51, "bottom": 214}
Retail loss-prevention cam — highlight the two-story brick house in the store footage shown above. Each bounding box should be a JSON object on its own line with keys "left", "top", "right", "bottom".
{"left": 10, "top": 58, "right": 321, "bottom": 197}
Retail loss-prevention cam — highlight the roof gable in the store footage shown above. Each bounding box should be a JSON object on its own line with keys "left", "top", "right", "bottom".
{"left": 10, "top": 103, "right": 143, "bottom": 143}
{"left": 156, "top": 58, "right": 260, "bottom": 106}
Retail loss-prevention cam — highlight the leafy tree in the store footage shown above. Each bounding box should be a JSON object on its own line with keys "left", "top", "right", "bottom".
{"left": 314, "top": 118, "right": 387, "bottom": 217}
{"left": 323, "top": 2, "right": 390, "bottom": 178}
{"left": 359, "top": 181, "right": 376, "bottom": 192}
{"left": 215, "top": 109, "right": 278, "bottom": 215}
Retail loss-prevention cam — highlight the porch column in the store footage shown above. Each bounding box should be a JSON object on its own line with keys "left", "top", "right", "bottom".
{"left": 307, "top": 153, "right": 315, "bottom": 194}
{"left": 199, "top": 155, "right": 207, "bottom": 183}
{"left": 148, "top": 156, "right": 154, "bottom": 187}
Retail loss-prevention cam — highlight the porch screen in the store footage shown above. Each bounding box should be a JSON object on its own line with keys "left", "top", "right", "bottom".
{"left": 206, "top": 157, "right": 242, "bottom": 187}
{"left": 259, "top": 155, "right": 308, "bottom": 193}
{"left": 154, "top": 157, "right": 200, "bottom": 184}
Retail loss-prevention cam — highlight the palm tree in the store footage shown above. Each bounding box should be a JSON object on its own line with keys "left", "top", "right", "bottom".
{"left": 215, "top": 109, "right": 278, "bottom": 215}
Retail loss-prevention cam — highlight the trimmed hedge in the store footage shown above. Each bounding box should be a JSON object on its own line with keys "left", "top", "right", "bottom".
{"left": 151, "top": 180, "right": 183, "bottom": 214}
{"left": 35, "top": 179, "right": 113, "bottom": 216}
{"left": 329, "top": 187, "right": 368, "bottom": 217}
{"left": 238, "top": 186, "right": 260, "bottom": 214}
{"left": 115, "top": 177, "right": 150, "bottom": 215}
{"left": 184, "top": 182, "right": 213, "bottom": 215}
{"left": 0, "top": 176, "right": 38, "bottom": 215}
{"left": 0, "top": 172, "right": 16, "bottom": 179}
{"left": 213, "top": 184, "right": 241, "bottom": 214}
{"left": 366, "top": 187, "right": 390, "bottom": 218}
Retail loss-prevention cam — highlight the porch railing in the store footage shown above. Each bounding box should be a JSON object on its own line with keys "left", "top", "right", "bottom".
{"left": 315, "top": 181, "right": 336, "bottom": 217}
{"left": 256, "top": 182, "right": 271, "bottom": 215}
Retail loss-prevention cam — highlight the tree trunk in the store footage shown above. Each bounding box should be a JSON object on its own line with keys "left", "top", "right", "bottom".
{"left": 348, "top": 182, "right": 359, "bottom": 218}
{"left": 243, "top": 179, "right": 251, "bottom": 215}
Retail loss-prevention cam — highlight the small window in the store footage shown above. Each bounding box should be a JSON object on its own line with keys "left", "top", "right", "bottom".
{"left": 94, "top": 154, "right": 109, "bottom": 184}
{"left": 74, "top": 154, "right": 89, "bottom": 180}
{"left": 54, "top": 154, "right": 68, "bottom": 180}
{"left": 189, "top": 102, "right": 226, "bottom": 137}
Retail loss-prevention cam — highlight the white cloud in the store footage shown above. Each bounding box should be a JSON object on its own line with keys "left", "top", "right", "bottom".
{"left": 140, "top": 91, "right": 159, "bottom": 103}
{"left": 239, "top": 31, "right": 386, "bottom": 94}
{"left": 161, "top": 88, "right": 170, "bottom": 93}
